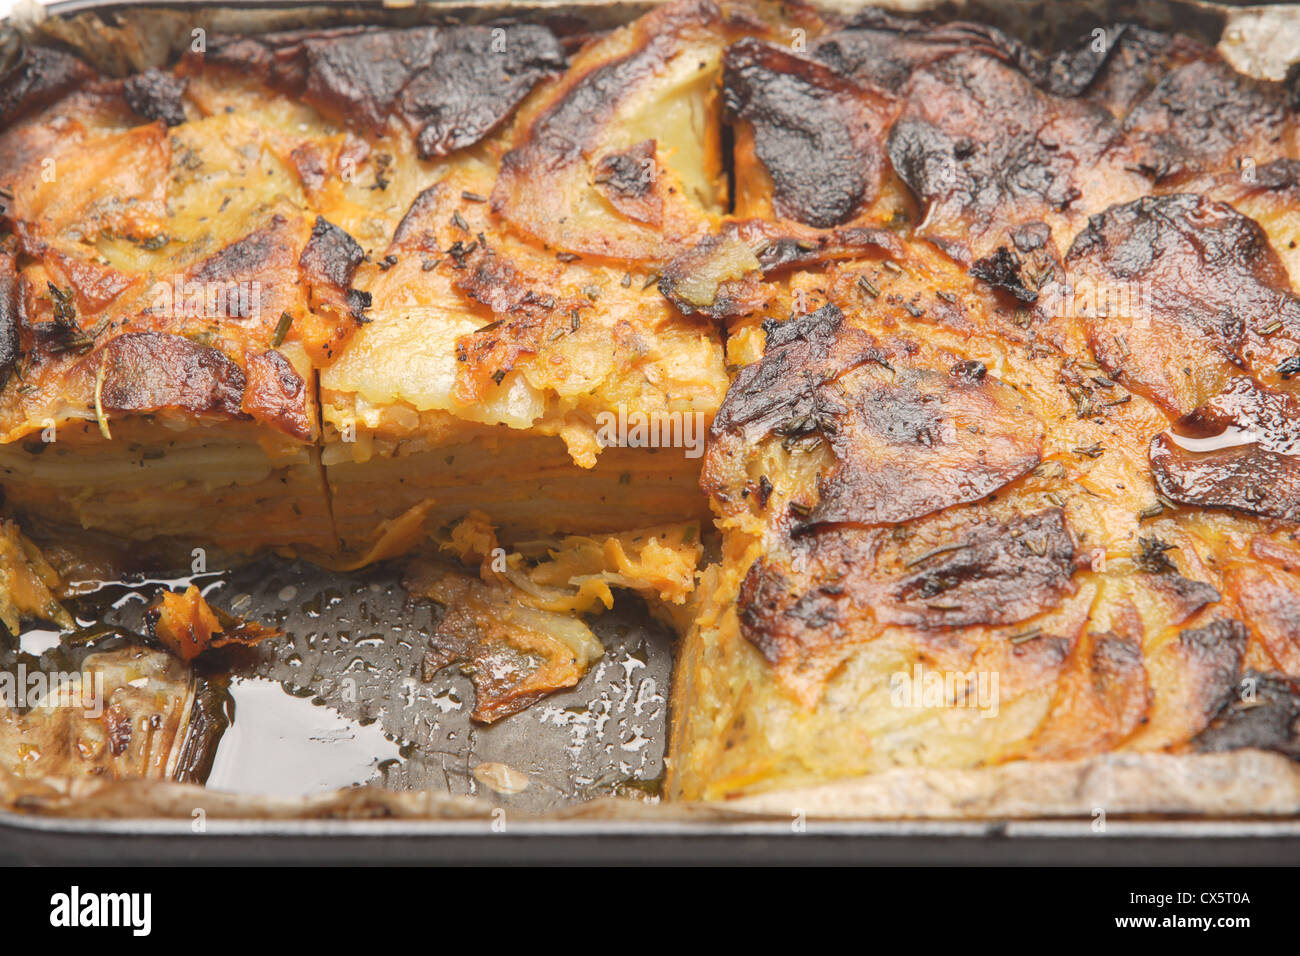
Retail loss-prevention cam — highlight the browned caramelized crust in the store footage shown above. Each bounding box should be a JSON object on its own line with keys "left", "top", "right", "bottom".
{"left": 661, "top": 2, "right": 1300, "bottom": 802}
{"left": 1066, "top": 194, "right": 1300, "bottom": 417}
{"left": 735, "top": 507, "right": 1083, "bottom": 704}
{"left": 95, "top": 331, "right": 246, "bottom": 418}
{"left": 0, "top": 46, "right": 93, "bottom": 126}
{"left": 1124, "top": 58, "right": 1297, "bottom": 183}
{"left": 491, "top": 0, "right": 740, "bottom": 262}
{"left": 722, "top": 38, "right": 893, "bottom": 229}
{"left": 0, "top": 252, "right": 20, "bottom": 375}
{"left": 122, "top": 68, "right": 187, "bottom": 128}
{"left": 886, "top": 52, "right": 1140, "bottom": 264}
{"left": 709, "top": 304, "right": 1044, "bottom": 528}
{"left": 197, "top": 24, "right": 566, "bottom": 159}
{"left": 1195, "top": 670, "right": 1300, "bottom": 757}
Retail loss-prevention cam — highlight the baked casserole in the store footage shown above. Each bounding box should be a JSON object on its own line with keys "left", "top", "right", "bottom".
{"left": 1, "top": 0, "right": 1299, "bottom": 813}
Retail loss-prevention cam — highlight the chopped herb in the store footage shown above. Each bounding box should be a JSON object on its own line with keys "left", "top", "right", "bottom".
{"left": 461, "top": 190, "right": 487, "bottom": 203}
{"left": 446, "top": 240, "right": 477, "bottom": 268}
{"left": 856, "top": 275, "right": 879, "bottom": 298}
{"left": 1067, "top": 385, "right": 1093, "bottom": 418}
{"left": 371, "top": 153, "right": 392, "bottom": 191}
{"left": 271, "top": 311, "right": 293, "bottom": 347}
{"left": 1072, "top": 442, "right": 1104, "bottom": 459}
{"left": 43, "top": 283, "right": 101, "bottom": 355}
{"left": 48, "top": 282, "right": 77, "bottom": 327}
{"left": 1135, "top": 535, "right": 1177, "bottom": 574}
{"left": 451, "top": 210, "right": 469, "bottom": 233}
{"left": 1008, "top": 627, "right": 1043, "bottom": 646}
{"left": 93, "top": 358, "right": 112, "bottom": 441}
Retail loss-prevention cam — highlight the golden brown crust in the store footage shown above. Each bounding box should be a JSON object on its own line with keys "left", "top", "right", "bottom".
{"left": 490, "top": 0, "right": 737, "bottom": 263}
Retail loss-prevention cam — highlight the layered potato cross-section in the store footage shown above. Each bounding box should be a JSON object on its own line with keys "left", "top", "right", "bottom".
{"left": 317, "top": 0, "right": 768, "bottom": 551}
{"left": 0, "top": 4, "right": 763, "bottom": 558}
{"left": 0, "top": 79, "right": 336, "bottom": 553}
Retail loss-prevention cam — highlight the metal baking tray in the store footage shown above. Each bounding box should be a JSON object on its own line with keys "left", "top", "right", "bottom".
{"left": 3, "top": 0, "right": 1300, "bottom": 864}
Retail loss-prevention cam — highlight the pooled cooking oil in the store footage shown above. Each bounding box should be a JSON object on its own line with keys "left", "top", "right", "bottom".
{"left": 206, "top": 676, "right": 401, "bottom": 796}
{"left": 6, "top": 555, "right": 671, "bottom": 811}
